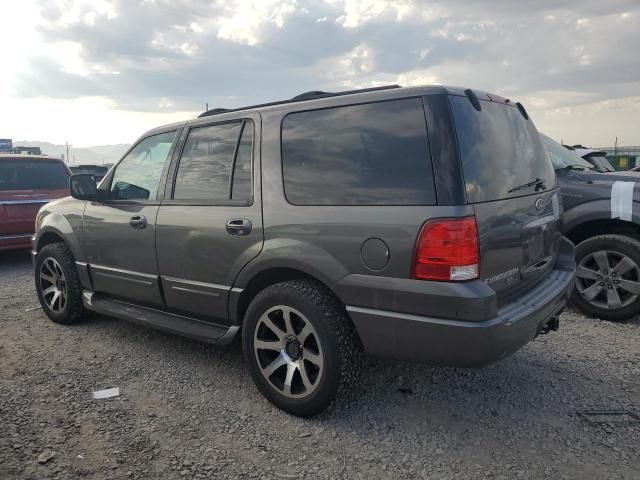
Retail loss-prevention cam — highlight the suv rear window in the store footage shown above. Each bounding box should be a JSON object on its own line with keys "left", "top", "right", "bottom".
{"left": 281, "top": 98, "right": 435, "bottom": 206}
{"left": 449, "top": 96, "right": 555, "bottom": 203}
{"left": 0, "top": 160, "right": 69, "bottom": 191}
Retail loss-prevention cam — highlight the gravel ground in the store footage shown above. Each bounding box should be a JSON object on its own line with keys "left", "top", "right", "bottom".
{"left": 1, "top": 250, "right": 639, "bottom": 480}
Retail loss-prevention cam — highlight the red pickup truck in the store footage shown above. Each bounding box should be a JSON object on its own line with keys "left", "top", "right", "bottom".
{"left": 0, "top": 155, "right": 71, "bottom": 251}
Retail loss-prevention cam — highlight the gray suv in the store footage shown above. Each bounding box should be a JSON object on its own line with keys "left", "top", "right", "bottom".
{"left": 32, "top": 85, "right": 575, "bottom": 416}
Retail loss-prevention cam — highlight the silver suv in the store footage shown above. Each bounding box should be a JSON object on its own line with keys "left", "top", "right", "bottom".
{"left": 32, "top": 85, "right": 575, "bottom": 416}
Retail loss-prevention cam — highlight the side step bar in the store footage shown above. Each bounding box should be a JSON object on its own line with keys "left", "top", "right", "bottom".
{"left": 82, "top": 290, "right": 239, "bottom": 345}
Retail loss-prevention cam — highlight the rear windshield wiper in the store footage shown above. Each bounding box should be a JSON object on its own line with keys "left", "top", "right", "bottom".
{"left": 508, "top": 178, "right": 547, "bottom": 193}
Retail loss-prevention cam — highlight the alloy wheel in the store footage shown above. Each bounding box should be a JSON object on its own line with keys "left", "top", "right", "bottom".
{"left": 39, "top": 257, "right": 67, "bottom": 314}
{"left": 253, "top": 305, "right": 324, "bottom": 399}
{"left": 576, "top": 249, "right": 640, "bottom": 310}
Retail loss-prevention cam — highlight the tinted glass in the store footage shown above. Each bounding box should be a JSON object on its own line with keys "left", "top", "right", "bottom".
{"left": 450, "top": 96, "right": 555, "bottom": 203}
{"left": 282, "top": 98, "right": 435, "bottom": 205}
{"left": 0, "top": 160, "right": 69, "bottom": 191}
{"left": 231, "top": 122, "right": 253, "bottom": 201}
{"left": 111, "top": 131, "right": 176, "bottom": 200}
{"left": 173, "top": 122, "right": 243, "bottom": 201}
{"left": 540, "top": 134, "right": 593, "bottom": 170}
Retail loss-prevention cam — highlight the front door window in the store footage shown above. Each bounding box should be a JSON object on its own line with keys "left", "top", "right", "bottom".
{"left": 110, "top": 131, "right": 176, "bottom": 200}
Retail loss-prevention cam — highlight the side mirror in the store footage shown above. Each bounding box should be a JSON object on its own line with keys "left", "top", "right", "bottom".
{"left": 70, "top": 174, "right": 98, "bottom": 200}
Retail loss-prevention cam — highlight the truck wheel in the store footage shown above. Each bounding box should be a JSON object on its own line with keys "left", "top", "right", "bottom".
{"left": 572, "top": 234, "right": 640, "bottom": 321}
{"left": 242, "top": 280, "right": 362, "bottom": 417}
{"left": 35, "top": 243, "right": 89, "bottom": 325}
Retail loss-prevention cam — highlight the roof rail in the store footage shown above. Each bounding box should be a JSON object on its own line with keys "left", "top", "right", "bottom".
{"left": 291, "top": 90, "right": 332, "bottom": 101}
{"left": 198, "top": 84, "right": 401, "bottom": 118}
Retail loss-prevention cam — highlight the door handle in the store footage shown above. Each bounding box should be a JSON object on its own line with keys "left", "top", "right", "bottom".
{"left": 129, "top": 215, "right": 147, "bottom": 230}
{"left": 226, "top": 219, "right": 252, "bottom": 236}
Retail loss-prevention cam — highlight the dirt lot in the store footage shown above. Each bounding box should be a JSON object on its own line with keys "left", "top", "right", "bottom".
{"left": 1, "top": 251, "right": 639, "bottom": 480}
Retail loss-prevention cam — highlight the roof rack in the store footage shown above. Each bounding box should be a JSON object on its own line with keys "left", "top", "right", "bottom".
{"left": 198, "top": 84, "right": 401, "bottom": 118}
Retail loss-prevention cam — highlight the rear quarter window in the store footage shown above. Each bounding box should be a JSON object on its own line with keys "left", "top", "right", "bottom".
{"left": 281, "top": 98, "right": 436, "bottom": 205}
{"left": 449, "top": 96, "right": 555, "bottom": 203}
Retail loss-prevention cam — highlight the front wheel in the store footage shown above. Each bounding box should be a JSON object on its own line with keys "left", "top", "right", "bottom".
{"left": 242, "top": 280, "right": 362, "bottom": 417}
{"left": 572, "top": 234, "right": 640, "bottom": 321}
{"left": 35, "top": 243, "right": 89, "bottom": 324}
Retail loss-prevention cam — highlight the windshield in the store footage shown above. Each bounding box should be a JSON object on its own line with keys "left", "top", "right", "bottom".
{"left": 540, "top": 134, "right": 594, "bottom": 170}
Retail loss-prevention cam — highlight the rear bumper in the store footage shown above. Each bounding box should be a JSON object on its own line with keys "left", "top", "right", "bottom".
{"left": 0, "top": 233, "right": 33, "bottom": 251}
{"left": 345, "top": 237, "right": 575, "bottom": 367}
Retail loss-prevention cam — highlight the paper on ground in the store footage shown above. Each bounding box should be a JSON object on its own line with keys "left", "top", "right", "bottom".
{"left": 92, "top": 387, "right": 120, "bottom": 399}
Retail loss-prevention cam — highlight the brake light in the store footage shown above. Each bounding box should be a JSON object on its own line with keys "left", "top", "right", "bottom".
{"left": 412, "top": 217, "right": 479, "bottom": 281}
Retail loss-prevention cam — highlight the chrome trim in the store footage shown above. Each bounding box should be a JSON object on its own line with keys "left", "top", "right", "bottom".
{"left": 0, "top": 199, "right": 53, "bottom": 205}
{"left": 91, "top": 264, "right": 156, "bottom": 286}
{"left": 172, "top": 285, "right": 221, "bottom": 297}
{"left": 162, "top": 275, "right": 229, "bottom": 292}
{"left": 91, "top": 263, "right": 156, "bottom": 278}
{"left": 94, "top": 270, "right": 153, "bottom": 286}
{"left": 0, "top": 233, "right": 33, "bottom": 240}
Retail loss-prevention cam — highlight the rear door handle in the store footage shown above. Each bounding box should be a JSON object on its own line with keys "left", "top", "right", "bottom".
{"left": 226, "top": 219, "right": 252, "bottom": 236}
{"left": 129, "top": 215, "right": 147, "bottom": 229}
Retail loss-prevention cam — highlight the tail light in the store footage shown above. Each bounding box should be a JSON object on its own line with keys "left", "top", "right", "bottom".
{"left": 412, "top": 217, "right": 479, "bottom": 281}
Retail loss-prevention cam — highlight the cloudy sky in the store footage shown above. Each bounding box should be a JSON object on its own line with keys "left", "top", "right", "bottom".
{"left": 1, "top": 0, "right": 638, "bottom": 147}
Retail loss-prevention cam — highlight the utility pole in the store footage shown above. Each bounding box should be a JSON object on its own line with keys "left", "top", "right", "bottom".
{"left": 65, "top": 141, "right": 71, "bottom": 164}
{"left": 205, "top": 102, "right": 209, "bottom": 111}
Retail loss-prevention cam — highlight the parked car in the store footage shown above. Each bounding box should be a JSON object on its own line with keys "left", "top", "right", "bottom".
{"left": 542, "top": 133, "right": 640, "bottom": 321}
{"left": 32, "top": 85, "right": 575, "bottom": 416}
{"left": 69, "top": 164, "right": 110, "bottom": 182}
{"left": 0, "top": 155, "right": 70, "bottom": 251}
{"left": 567, "top": 145, "right": 616, "bottom": 172}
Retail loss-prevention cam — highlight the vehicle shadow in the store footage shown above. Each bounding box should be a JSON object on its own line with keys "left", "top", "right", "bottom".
{"left": 0, "top": 249, "right": 32, "bottom": 271}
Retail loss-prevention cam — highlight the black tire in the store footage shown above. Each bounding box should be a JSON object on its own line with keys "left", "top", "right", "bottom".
{"left": 242, "top": 280, "right": 362, "bottom": 417}
{"left": 571, "top": 234, "right": 640, "bottom": 321}
{"left": 35, "top": 243, "right": 89, "bottom": 324}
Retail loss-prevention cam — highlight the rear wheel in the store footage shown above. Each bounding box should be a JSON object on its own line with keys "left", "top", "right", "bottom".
{"left": 242, "top": 280, "right": 362, "bottom": 417}
{"left": 572, "top": 234, "right": 640, "bottom": 321}
{"left": 35, "top": 243, "right": 89, "bottom": 324}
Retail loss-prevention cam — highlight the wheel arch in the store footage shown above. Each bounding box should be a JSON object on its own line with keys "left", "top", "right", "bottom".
{"left": 563, "top": 199, "right": 640, "bottom": 245}
{"left": 229, "top": 239, "right": 351, "bottom": 325}
{"left": 37, "top": 230, "right": 68, "bottom": 251}
{"left": 35, "top": 210, "right": 84, "bottom": 262}
{"left": 229, "top": 265, "right": 348, "bottom": 327}
{"left": 565, "top": 218, "right": 640, "bottom": 245}
{"left": 35, "top": 223, "right": 91, "bottom": 290}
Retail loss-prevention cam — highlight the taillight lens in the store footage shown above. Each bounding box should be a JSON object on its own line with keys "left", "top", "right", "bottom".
{"left": 412, "top": 217, "right": 479, "bottom": 281}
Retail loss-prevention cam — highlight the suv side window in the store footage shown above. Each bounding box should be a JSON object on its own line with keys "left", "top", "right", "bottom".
{"left": 231, "top": 122, "right": 253, "bottom": 201}
{"left": 173, "top": 120, "right": 253, "bottom": 202}
{"left": 110, "top": 131, "right": 176, "bottom": 200}
{"left": 281, "top": 98, "right": 435, "bottom": 206}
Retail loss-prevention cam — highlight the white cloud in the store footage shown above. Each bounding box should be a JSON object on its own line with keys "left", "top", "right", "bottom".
{"left": 1, "top": 0, "right": 639, "bottom": 147}
{"left": 216, "top": 0, "right": 297, "bottom": 45}
{"left": 339, "top": 44, "right": 375, "bottom": 75}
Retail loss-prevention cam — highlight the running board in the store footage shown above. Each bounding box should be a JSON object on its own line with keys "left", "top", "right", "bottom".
{"left": 82, "top": 290, "right": 238, "bottom": 345}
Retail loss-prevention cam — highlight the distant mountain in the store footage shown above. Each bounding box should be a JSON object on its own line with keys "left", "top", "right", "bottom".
{"left": 13, "top": 141, "right": 130, "bottom": 166}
